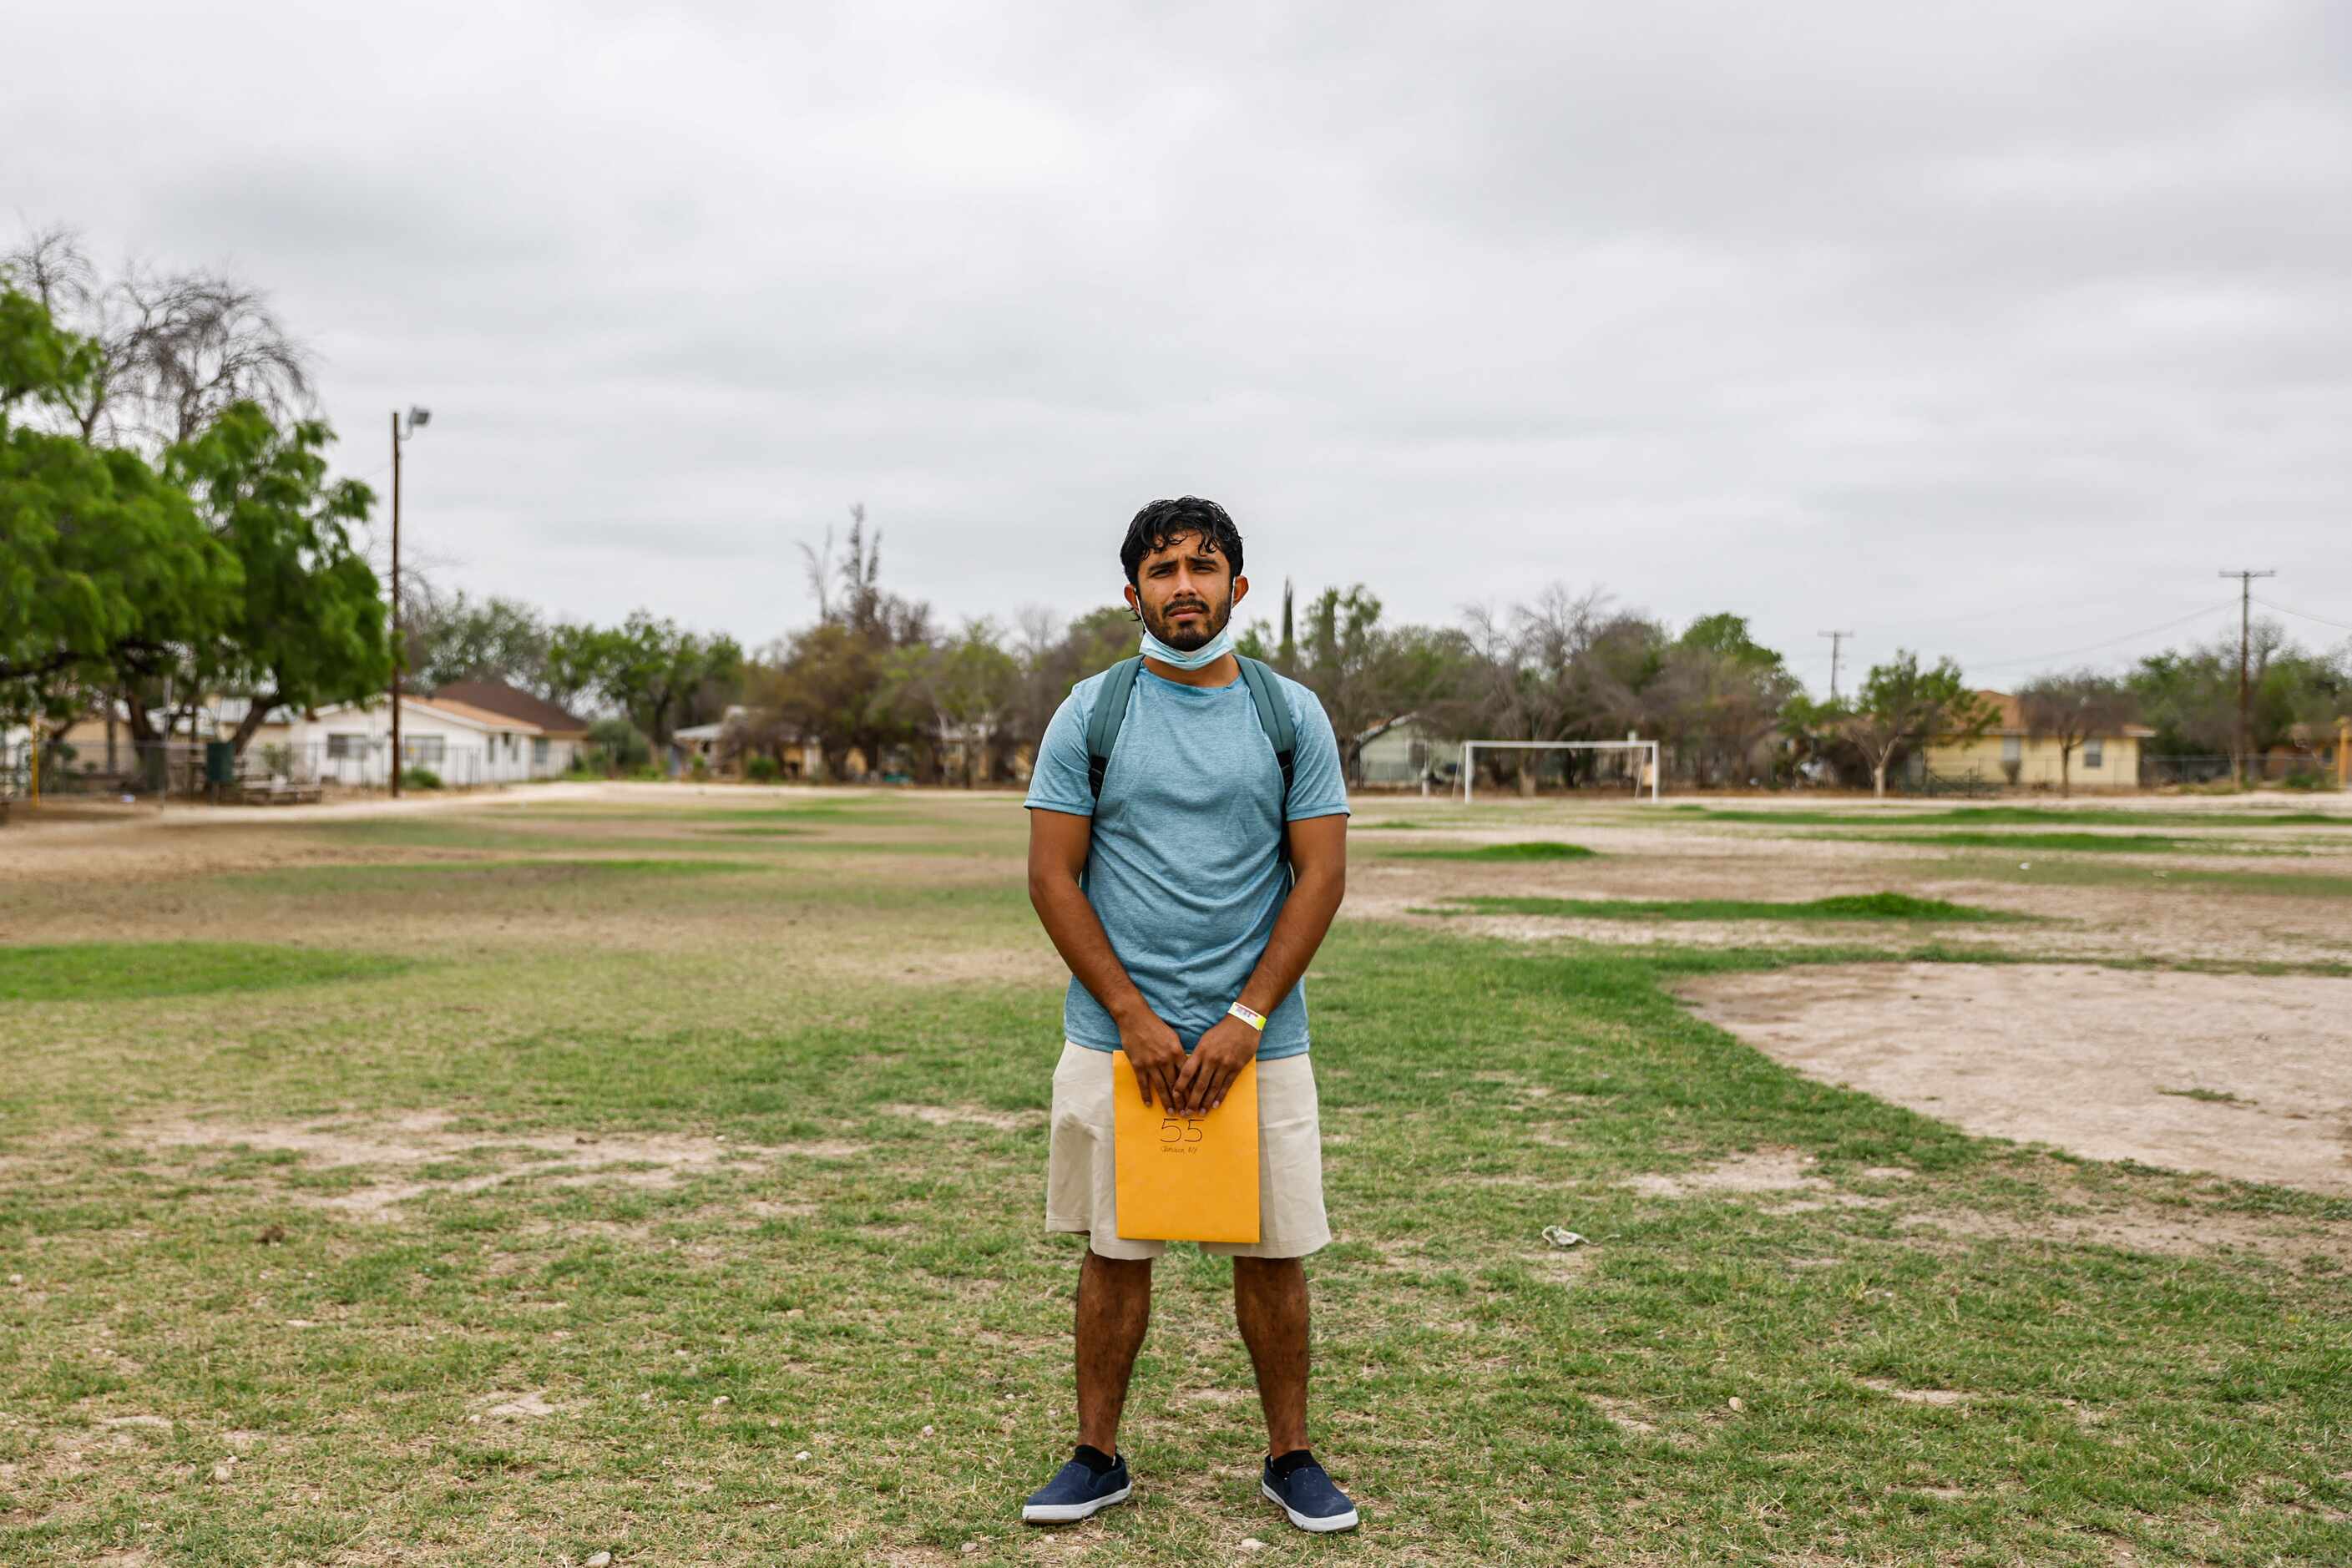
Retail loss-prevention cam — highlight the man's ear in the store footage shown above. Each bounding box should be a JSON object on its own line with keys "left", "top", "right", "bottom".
{"left": 1231, "top": 574, "right": 1249, "bottom": 611}
{"left": 1123, "top": 583, "right": 1142, "bottom": 620}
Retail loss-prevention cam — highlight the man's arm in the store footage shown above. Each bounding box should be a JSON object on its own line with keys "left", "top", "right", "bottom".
{"left": 1171, "top": 812, "right": 1347, "bottom": 1115}
{"left": 1026, "top": 807, "right": 1189, "bottom": 1110}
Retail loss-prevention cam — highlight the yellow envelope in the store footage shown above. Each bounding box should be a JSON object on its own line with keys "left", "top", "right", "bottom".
{"left": 1111, "top": 1052, "right": 1261, "bottom": 1244}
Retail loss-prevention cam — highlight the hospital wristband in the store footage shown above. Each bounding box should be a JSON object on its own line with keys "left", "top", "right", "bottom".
{"left": 1227, "top": 1001, "right": 1267, "bottom": 1032}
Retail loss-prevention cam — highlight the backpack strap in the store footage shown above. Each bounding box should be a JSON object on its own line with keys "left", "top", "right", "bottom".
{"left": 1085, "top": 656, "right": 1144, "bottom": 801}
{"left": 1234, "top": 655, "right": 1297, "bottom": 816}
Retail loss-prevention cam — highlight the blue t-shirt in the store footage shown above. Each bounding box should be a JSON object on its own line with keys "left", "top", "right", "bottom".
{"left": 1025, "top": 662, "right": 1349, "bottom": 1060}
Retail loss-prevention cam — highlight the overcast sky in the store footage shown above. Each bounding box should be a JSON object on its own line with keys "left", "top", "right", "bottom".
{"left": 8, "top": 1, "right": 2349, "bottom": 691}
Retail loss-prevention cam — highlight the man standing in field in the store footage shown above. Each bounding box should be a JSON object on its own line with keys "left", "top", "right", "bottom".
{"left": 1019, "top": 497, "right": 1358, "bottom": 1534}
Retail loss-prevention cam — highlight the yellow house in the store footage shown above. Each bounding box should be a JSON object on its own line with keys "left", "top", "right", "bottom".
{"left": 1922, "top": 690, "right": 2155, "bottom": 792}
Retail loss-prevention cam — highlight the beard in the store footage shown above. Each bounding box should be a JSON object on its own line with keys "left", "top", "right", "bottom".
{"left": 1145, "top": 589, "right": 1232, "bottom": 651}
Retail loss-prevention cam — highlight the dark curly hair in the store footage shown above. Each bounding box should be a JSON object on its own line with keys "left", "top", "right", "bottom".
{"left": 1120, "top": 496, "right": 1244, "bottom": 587}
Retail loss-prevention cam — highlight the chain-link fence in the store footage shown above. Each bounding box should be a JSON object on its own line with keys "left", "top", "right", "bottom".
{"left": 2140, "top": 753, "right": 2342, "bottom": 789}
{"left": 2138, "top": 754, "right": 2234, "bottom": 788}
{"left": 2, "top": 737, "right": 195, "bottom": 801}
{"left": 3, "top": 734, "right": 581, "bottom": 806}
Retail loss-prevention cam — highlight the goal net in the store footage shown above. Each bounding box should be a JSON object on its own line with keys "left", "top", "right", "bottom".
{"left": 1460, "top": 740, "right": 1661, "bottom": 804}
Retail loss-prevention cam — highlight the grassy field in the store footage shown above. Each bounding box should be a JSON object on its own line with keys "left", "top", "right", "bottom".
{"left": 2, "top": 788, "right": 2348, "bottom": 1565}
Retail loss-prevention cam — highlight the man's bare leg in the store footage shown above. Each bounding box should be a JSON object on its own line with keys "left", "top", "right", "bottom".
{"left": 1233, "top": 1256, "right": 1310, "bottom": 1455}
{"left": 1075, "top": 1250, "right": 1153, "bottom": 1454}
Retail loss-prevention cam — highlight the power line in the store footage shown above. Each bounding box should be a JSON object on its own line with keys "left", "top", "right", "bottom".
{"left": 2253, "top": 596, "right": 2352, "bottom": 635}
{"left": 1966, "top": 601, "right": 2235, "bottom": 671}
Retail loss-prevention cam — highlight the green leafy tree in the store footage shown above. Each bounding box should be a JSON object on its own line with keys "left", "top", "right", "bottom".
{"left": 169, "top": 401, "right": 390, "bottom": 755}
{"left": 741, "top": 514, "right": 934, "bottom": 777}
{"left": 542, "top": 620, "right": 610, "bottom": 712}
{"left": 1015, "top": 605, "right": 1136, "bottom": 760}
{"left": 590, "top": 611, "right": 744, "bottom": 753}
{"left": 405, "top": 589, "right": 549, "bottom": 693}
{"left": 901, "top": 622, "right": 1022, "bottom": 786}
{"left": 2132, "top": 624, "right": 2345, "bottom": 776}
{"left": 1822, "top": 651, "right": 1995, "bottom": 799}
{"left": 0, "top": 286, "right": 236, "bottom": 728}
{"left": 758, "top": 620, "right": 894, "bottom": 780}
{"left": 1262, "top": 586, "right": 1486, "bottom": 783}
{"left": 1291, "top": 586, "right": 1391, "bottom": 777}
{"left": 1651, "top": 614, "right": 1800, "bottom": 788}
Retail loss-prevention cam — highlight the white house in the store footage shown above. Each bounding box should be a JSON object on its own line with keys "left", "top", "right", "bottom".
{"left": 290, "top": 690, "right": 581, "bottom": 787}
{"left": 428, "top": 680, "right": 591, "bottom": 780}
{"left": 1354, "top": 714, "right": 1460, "bottom": 788}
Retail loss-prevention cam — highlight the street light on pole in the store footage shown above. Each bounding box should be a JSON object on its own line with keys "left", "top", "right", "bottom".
{"left": 389, "top": 406, "right": 430, "bottom": 798}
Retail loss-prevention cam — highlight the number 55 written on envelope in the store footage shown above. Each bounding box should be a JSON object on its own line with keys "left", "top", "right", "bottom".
{"left": 1111, "top": 1052, "right": 1261, "bottom": 1244}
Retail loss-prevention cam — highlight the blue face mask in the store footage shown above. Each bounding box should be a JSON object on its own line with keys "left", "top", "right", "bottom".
{"left": 1139, "top": 621, "right": 1235, "bottom": 670}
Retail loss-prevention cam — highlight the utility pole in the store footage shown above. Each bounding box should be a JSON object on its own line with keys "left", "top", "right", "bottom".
{"left": 389, "top": 407, "right": 431, "bottom": 797}
{"left": 2218, "top": 569, "right": 2274, "bottom": 787}
{"left": 1818, "top": 630, "right": 1854, "bottom": 701}
{"left": 390, "top": 411, "right": 401, "bottom": 799}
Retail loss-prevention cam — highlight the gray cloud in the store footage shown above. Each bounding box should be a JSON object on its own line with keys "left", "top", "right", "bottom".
{"left": 5, "top": 0, "right": 2346, "bottom": 683}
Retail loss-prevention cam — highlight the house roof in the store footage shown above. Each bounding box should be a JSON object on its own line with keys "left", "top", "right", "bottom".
{"left": 430, "top": 679, "right": 591, "bottom": 736}
{"left": 1354, "top": 712, "right": 1421, "bottom": 746}
{"left": 418, "top": 695, "right": 539, "bottom": 732}
{"left": 1970, "top": 690, "right": 2156, "bottom": 739}
{"left": 307, "top": 694, "right": 501, "bottom": 734}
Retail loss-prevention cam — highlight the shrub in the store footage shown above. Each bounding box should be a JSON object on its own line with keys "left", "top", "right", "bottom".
{"left": 689, "top": 754, "right": 709, "bottom": 781}
{"left": 2000, "top": 759, "right": 2022, "bottom": 786}
{"left": 584, "top": 718, "right": 652, "bottom": 776}
{"left": 2281, "top": 768, "right": 2327, "bottom": 792}
{"left": 402, "top": 766, "right": 443, "bottom": 791}
{"left": 745, "top": 756, "right": 781, "bottom": 783}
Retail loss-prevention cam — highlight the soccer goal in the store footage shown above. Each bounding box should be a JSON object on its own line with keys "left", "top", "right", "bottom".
{"left": 1460, "top": 740, "right": 1661, "bottom": 805}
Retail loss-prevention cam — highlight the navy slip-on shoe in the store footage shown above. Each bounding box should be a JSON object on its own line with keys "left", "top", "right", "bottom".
{"left": 1261, "top": 1453, "right": 1358, "bottom": 1533}
{"left": 1022, "top": 1453, "right": 1132, "bottom": 1525}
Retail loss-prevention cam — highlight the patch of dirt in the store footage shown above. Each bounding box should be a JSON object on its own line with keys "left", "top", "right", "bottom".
{"left": 1182, "top": 1386, "right": 1255, "bottom": 1406}
{"left": 476, "top": 1390, "right": 563, "bottom": 1420}
{"left": 1675, "top": 964, "right": 2352, "bottom": 1196}
{"left": 882, "top": 1103, "right": 1043, "bottom": 1133}
{"left": 1587, "top": 1395, "right": 1659, "bottom": 1437}
{"left": 1535, "top": 1247, "right": 1600, "bottom": 1282}
{"left": 1899, "top": 1196, "right": 2352, "bottom": 1267}
{"left": 1764, "top": 1193, "right": 1895, "bottom": 1214}
{"left": 139, "top": 1112, "right": 862, "bottom": 1219}
{"left": 1617, "top": 1148, "right": 1827, "bottom": 1198}
{"left": 1859, "top": 1378, "right": 1972, "bottom": 1406}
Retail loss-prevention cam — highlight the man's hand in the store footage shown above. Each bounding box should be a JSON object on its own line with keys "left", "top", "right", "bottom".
{"left": 1172, "top": 1015, "right": 1258, "bottom": 1116}
{"left": 1115, "top": 1005, "right": 1186, "bottom": 1111}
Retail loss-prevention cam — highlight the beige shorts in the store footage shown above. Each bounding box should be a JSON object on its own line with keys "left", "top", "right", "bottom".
{"left": 1046, "top": 1040, "right": 1331, "bottom": 1261}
